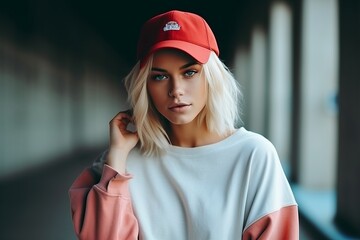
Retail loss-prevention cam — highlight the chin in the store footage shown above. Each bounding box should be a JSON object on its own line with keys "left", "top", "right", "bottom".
{"left": 166, "top": 116, "right": 196, "bottom": 126}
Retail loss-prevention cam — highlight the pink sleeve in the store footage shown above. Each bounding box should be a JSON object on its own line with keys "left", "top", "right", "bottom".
{"left": 69, "top": 164, "right": 139, "bottom": 240}
{"left": 242, "top": 205, "right": 299, "bottom": 240}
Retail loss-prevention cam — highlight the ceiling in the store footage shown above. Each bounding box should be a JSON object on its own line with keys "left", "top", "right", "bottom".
{"left": 0, "top": 0, "right": 258, "bottom": 66}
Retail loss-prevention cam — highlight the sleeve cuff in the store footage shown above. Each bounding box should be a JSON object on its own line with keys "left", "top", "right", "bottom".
{"left": 97, "top": 164, "right": 133, "bottom": 196}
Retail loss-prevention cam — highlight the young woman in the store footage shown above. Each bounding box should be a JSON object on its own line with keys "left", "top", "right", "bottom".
{"left": 69, "top": 10, "right": 299, "bottom": 240}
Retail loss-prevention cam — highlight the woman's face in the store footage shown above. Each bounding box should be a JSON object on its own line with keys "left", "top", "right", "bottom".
{"left": 147, "top": 49, "right": 208, "bottom": 126}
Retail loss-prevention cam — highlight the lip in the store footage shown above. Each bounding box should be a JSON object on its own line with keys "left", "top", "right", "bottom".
{"left": 168, "top": 103, "right": 192, "bottom": 112}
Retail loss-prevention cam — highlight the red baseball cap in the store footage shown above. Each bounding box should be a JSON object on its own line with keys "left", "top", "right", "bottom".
{"left": 137, "top": 10, "right": 219, "bottom": 67}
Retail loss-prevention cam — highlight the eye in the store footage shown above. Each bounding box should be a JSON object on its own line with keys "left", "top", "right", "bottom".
{"left": 150, "top": 74, "right": 168, "bottom": 81}
{"left": 184, "top": 70, "right": 197, "bottom": 78}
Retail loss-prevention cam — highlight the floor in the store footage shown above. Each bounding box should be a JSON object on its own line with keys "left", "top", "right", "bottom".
{"left": 0, "top": 149, "right": 318, "bottom": 240}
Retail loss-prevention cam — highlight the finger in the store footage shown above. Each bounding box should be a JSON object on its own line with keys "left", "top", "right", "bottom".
{"left": 110, "top": 111, "right": 136, "bottom": 133}
{"left": 110, "top": 112, "right": 132, "bottom": 127}
{"left": 111, "top": 111, "right": 132, "bottom": 122}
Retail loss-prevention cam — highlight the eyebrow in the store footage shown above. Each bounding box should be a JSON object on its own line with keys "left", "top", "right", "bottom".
{"left": 151, "top": 62, "right": 199, "bottom": 72}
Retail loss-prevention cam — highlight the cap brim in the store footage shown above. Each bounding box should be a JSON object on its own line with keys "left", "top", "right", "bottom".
{"left": 140, "top": 40, "right": 211, "bottom": 67}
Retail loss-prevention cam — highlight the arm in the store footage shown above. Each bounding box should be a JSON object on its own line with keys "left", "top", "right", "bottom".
{"left": 69, "top": 111, "right": 140, "bottom": 240}
{"left": 242, "top": 136, "right": 299, "bottom": 240}
{"left": 242, "top": 205, "right": 299, "bottom": 239}
{"left": 69, "top": 165, "right": 139, "bottom": 240}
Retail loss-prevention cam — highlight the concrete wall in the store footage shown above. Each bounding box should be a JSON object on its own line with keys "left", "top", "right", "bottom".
{"left": 0, "top": 10, "right": 129, "bottom": 179}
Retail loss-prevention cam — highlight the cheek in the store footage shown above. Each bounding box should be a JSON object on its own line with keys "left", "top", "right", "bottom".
{"left": 192, "top": 79, "right": 208, "bottom": 102}
{"left": 147, "top": 85, "right": 166, "bottom": 108}
{"left": 199, "top": 88, "right": 208, "bottom": 105}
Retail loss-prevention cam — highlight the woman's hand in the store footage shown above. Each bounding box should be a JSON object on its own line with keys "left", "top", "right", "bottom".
{"left": 106, "top": 110, "right": 139, "bottom": 174}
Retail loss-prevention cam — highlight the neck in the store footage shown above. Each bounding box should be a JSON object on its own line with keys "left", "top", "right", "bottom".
{"left": 168, "top": 121, "right": 232, "bottom": 148}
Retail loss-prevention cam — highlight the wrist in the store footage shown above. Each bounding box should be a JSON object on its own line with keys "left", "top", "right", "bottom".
{"left": 106, "top": 148, "right": 129, "bottom": 174}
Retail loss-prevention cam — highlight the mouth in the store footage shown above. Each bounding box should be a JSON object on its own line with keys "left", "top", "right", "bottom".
{"left": 168, "top": 103, "right": 192, "bottom": 112}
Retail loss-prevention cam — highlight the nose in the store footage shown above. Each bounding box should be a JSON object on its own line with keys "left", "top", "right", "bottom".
{"left": 168, "top": 77, "right": 184, "bottom": 98}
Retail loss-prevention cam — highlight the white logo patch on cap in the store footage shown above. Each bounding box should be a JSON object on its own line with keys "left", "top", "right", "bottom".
{"left": 163, "top": 21, "right": 181, "bottom": 31}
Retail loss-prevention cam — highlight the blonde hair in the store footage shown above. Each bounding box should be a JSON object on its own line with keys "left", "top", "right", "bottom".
{"left": 124, "top": 51, "right": 242, "bottom": 156}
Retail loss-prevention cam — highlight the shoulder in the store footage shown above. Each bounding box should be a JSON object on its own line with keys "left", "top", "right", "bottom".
{"left": 230, "top": 128, "right": 282, "bottom": 178}
{"left": 235, "top": 128, "right": 278, "bottom": 156}
{"left": 127, "top": 145, "right": 145, "bottom": 161}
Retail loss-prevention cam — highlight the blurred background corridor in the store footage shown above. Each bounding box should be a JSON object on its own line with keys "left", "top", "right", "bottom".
{"left": 0, "top": 0, "right": 359, "bottom": 239}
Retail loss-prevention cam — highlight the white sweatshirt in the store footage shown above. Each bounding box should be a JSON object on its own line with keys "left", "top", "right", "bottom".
{"left": 70, "top": 127, "right": 299, "bottom": 240}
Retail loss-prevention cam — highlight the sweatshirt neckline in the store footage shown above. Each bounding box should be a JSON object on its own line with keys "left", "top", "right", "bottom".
{"left": 167, "top": 127, "right": 245, "bottom": 156}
